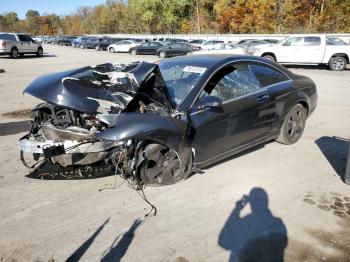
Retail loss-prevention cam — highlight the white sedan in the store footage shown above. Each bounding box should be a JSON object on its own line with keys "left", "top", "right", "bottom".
{"left": 190, "top": 43, "right": 246, "bottom": 55}
{"left": 107, "top": 40, "right": 140, "bottom": 53}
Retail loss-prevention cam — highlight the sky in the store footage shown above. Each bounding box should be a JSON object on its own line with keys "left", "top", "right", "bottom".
{"left": 0, "top": 0, "right": 106, "bottom": 19}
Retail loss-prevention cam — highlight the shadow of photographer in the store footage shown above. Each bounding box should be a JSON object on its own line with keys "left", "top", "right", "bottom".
{"left": 218, "top": 188, "right": 288, "bottom": 262}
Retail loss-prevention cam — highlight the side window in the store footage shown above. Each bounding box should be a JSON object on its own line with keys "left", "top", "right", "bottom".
{"left": 303, "top": 37, "right": 321, "bottom": 46}
{"left": 18, "top": 35, "right": 29, "bottom": 42}
{"left": 250, "top": 64, "right": 289, "bottom": 87}
{"left": 284, "top": 37, "right": 303, "bottom": 46}
{"left": 207, "top": 63, "right": 262, "bottom": 102}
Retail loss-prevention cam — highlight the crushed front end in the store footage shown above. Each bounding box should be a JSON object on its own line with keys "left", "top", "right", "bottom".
{"left": 19, "top": 62, "right": 193, "bottom": 186}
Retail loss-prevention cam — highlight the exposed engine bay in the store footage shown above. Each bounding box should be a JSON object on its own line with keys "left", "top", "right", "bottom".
{"left": 19, "top": 61, "right": 193, "bottom": 187}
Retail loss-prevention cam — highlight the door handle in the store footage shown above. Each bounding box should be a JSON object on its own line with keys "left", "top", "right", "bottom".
{"left": 256, "top": 94, "right": 270, "bottom": 103}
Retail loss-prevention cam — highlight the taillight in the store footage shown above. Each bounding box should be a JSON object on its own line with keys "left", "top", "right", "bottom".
{"left": 1, "top": 42, "right": 6, "bottom": 48}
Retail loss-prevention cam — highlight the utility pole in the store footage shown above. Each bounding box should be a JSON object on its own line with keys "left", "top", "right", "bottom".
{"left": 196, "top": 0, "right": 201, "bottom": 34}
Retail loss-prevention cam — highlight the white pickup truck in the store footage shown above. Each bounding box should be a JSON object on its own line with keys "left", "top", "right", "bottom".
{"left": 0, "top": 33, "right": 43, "bottom": 58}
{"left": 247, "top": 35, "right": 350, "bottom": 71}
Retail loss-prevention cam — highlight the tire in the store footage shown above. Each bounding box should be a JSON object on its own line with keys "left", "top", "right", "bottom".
{"left": 131, "top": 49, "right": 137, "bottom": 55}
{"left": 262, "top": 54, "right": 276, "bottom": 62}
{"left": 94, "top": 45, "right": 100, "bottom": 51}
{"left": 276, "top": 104, "right": 307, "bottom": 145}
{"left": 329, "top": 56, "right": 347, "bottom": 71}
{"left": 80, "top": 44, "right": 85, "bottom": 49}
{"left": 159, "top": 51, "right": 166, "bottom": 58}
{"left": 36, "top": 47, "right": 43, "bottom": 57}
{"left": 9, "top": 47, "right": 19, "bottom": 58}
{"left": 19, "top": 53, "right": 24, "bottom": 57}
{"left": 109, "top": 47, "right": 115, "bottom": 53}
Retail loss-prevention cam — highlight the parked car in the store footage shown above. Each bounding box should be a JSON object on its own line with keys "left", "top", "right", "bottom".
{"left": 239, "top": 40, "right": 269, "bottom": 49}
{"left": 237, "top": 39, "right": 256, "bottom": 45}
{"left": 95, "top": 38, "right": 121, "bottom": 51}
{"left": 72, "top": 36, "right": 87, "bottom": 47}
{"left": 129, "top": 41, "right": 164, "bottom": 55}
{"left": 263, "top": 39, "right": 280, "bottom": 44}
{"left": 200, "top": 40, "right": 225, "bottom": 50}
{"left": 32, "top": 36, "right": 43, "bottom": 43}
{"left": 57, "top": 36, "right": 75, "bottom": 46}
{"left": 19, "top": 55, "right": 317, "bottom": 186}
{"left": 107, "top": 40, "right": 140, "bottom": 53}
{"left": 190, "top": 43, "right": 245, "bottom": 55}
{"left": 326, "top": 37, "right": 348, "bottom": 45}
{"left": 248, "top": 35, "right": 350, "bottom": 71}
{"left": 187, "top": 39, "right": 205, "bottom": 48}
{"left": 0, "top": 32, "right": 43, "bottom": 58}
{"left": 156, "top": 43, "right": 200, "bottom": 58}
{"left": 44, "top": 36, "right": 56, "bottom": 44}
{"left": 80, "top": 37, "right": 101, "bottom": 49}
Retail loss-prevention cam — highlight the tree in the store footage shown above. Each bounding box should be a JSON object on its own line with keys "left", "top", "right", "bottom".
{"left": 3, "top": 12, "right": 19, "bottom": 32}
{"left": 26, "top": 10, "right": 40, "bottom": 34}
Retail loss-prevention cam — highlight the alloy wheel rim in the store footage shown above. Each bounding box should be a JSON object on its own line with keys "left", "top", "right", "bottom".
{"left": 332, "top": 58, "right": 345, "bottom": 70}
{"left": 287, "top": 109, "right": 304, "bottom": 140}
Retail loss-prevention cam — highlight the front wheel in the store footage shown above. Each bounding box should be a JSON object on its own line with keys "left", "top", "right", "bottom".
{"left": 94, "top": 45, "right": 100, "bottom": 51}
{"left": 262, "top": 54, "right": 276, "bottom": 62}
{"left": 159, "top": 51, "right": 166, "bottom": 58}
{"left": 329, "top": 56, "right": 347, "bottom": 71}
{"left": 36, "top": 47, "right": 43, "bottom": 57}
{"left": 109, "top": 47, "right": 115, "bottom": 53}
{"left": 130, "top": 49, "right": 137, "bottom": 55}
{"left": 277, "top": 104, "right": 307, "bottom": 145}
{"left": 138, "top": 143, "right": 191, "bottom": 186}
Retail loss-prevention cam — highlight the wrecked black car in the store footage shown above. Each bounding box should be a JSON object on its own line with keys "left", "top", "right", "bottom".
{"left": 19, "top": 55, "right": 317, "bottom": 186}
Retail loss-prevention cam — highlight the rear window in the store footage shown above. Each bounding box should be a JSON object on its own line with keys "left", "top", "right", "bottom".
{"left": 250, "top": 64, "right": 289, "bottom": 87}
{"left": 303, "top": 37, "right": 321, "bottom": 46}
{"left": 0, "top": 34, "right": 17, "bottom": 41}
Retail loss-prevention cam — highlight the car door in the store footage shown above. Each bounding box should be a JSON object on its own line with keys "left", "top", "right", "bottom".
{"left": 300, "top": 36, "right": 324, "bottom": 63}
{"left": 18, "top": 35, "right": 31, "bottom": 52}
{"left": 190, "top": 62, "right": 279, "bottom": 165}
{"left": 276, "top": 37, "right": 304, "bottom": 63}
{"left": 137, "top": 43, "right": 149, "bottom": 54}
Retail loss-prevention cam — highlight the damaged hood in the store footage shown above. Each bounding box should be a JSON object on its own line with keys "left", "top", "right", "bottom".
{"left": 24, "top": 61, "right": 172, "bottom": 113}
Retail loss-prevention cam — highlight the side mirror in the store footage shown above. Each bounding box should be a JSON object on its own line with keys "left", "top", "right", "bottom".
{"left": 195, "top": 95, "right": 223, "bottom": 112}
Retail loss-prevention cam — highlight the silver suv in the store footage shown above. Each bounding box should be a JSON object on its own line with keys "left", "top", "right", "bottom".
{"left": 0, "top": 33, "right": 43, "bottom": 58}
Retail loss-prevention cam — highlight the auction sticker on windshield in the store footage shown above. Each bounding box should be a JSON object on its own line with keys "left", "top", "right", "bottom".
{"left": 183, "top": 66, "right": 207, "bottom": 74}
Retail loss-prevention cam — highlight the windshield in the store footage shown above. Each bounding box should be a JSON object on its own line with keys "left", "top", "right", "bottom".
{"left": 159, "top": 61, "right": 207, "bottom": 105}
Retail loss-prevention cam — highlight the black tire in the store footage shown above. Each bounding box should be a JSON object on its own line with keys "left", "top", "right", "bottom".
{"left": 36, "top": 47, "right": 43, "bottom": 57}
{"left": 329, "top": 56, "right": 347, "bottom": 71}
{"left": 109, "top": 47, "right": 115, "bottom": 53}
{"left": 277, "top": 104, "right": 307, "bottom": 145}
{"left": 159, "top": 51, "right": 166, "bottom": 58}
{"left": 130, "top": 49, "right": 137, "bottom": 55}
{"left": 9, "top": 47, "right": 19, "bottom": 58}
{"left": 262, "top": 54, "right": 276, "bottom": 62}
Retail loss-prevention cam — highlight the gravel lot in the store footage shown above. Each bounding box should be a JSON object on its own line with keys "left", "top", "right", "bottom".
{"left": 0, "top": 45, "right": 350, "bottom": 262}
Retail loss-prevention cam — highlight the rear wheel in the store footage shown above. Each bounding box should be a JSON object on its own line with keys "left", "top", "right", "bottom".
{"left": 109, "top": 47, "right": 115, "bottom": 53}
{"left": 329, "top": 56, "right": 347, "bottom": 71}
{"left": 9, "top": 48, "right": 19, "bottom": 58}
{"left": 94, "top": 45, "right": 100, "bottom": 51}
{"left": 159, "top": 51, "right": 166, "bottom": 58}
{"left": 277, "top": 104, "right": 307, "bottom": 145}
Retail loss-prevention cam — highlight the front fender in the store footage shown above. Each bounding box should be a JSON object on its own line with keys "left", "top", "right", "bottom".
{"left": 96, "top": 112, "right": 192, "bottom": 170}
